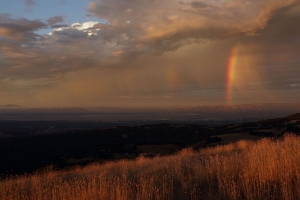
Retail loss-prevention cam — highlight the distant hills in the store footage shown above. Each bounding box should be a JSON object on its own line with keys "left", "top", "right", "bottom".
{"left": 0, "top": 103, "right": 300, "bottom": 121}
{"left": 259, "top": 113, "right": 300, "bottom": 124}
{"left": 1, "top": 103, "right": 300, "bottom": 112}
{"left": 0, "top": 104, "right": 20, "bottom": 108}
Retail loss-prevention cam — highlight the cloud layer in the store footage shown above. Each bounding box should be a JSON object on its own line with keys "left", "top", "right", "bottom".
{"left": 1, "top": 0, "right": 300, "bottom": 107}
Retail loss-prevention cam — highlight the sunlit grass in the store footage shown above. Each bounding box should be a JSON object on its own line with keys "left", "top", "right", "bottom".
{"left": 1, "top": 134, "right": 300, "bottom": 200}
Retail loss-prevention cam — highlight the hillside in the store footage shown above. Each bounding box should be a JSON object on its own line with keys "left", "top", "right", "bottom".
{"left": 1, "top": 135, "right": 300, "bottom": 200}
{"left": 0, "top": 113, "right": 300, "bottom": 176}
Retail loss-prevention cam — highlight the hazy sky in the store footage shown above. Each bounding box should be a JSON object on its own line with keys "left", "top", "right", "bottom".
{"left": 1, "top": 0, "right": 300, "bottom": 108}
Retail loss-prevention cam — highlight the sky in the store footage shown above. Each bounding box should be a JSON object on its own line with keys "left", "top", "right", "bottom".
{"left": 1, "top": 0, "right": 300, "bottom": 108}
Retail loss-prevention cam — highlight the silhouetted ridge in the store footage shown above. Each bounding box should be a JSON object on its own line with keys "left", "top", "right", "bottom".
{"left": 258, "top": 113, "right": 300, "bottom": 124}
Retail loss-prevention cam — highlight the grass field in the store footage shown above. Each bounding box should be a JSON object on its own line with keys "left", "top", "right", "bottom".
{"left": 1, "top": 134, "right": 300, "bottom": 200}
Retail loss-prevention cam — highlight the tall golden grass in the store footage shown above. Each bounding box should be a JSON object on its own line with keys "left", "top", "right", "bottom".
{"left": 1, "top": 134, "right": 300, "bottom": 200}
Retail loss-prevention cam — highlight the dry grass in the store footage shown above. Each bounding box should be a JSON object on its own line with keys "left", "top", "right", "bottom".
{"left": 1, "top": 134, "right": 300, "bottom": 200}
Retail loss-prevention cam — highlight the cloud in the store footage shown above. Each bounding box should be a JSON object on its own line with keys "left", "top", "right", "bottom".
{"left": 285, "top": 84, "right": 300, "bottom": 88}
{"left": 0, "top": 104, "right": 20, "bottom": 108}
{"left": 0, "top": 18, "right": 114, "bottom": 80}
{"left": 0, "top": 15, "right": 46, "bottom": 41}
{"left": 58, "top": 0, "right": 66, "bottom": 4}
{"left": 1, "top": 1, "right": 297, "bottom": 81}
{"left": 179, "top": 1, "right": 211, "bottom": 9}
{"left": 47, "top": 16, "right": 64, "bottom": 26}
{"left": 1, "top": 1, "right": 300, "bottom": 107}
{"left": 88, "top": 0, "right": 296, "bottom": 43}
{"left": 25, "top": 0, "right": 35, "bottom": 11}
{"left": 238, "top": 3, "right": 300, "bottom": 86}
{"left": 190, "top": 1, "right": 210, "bottom": 9}
{"left": 50, "top": 24, "right": 69, "bottom": 29}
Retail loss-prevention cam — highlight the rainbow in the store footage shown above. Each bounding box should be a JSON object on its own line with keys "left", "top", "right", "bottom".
{"left": 226, "top": 45, "right": 239, "bottom": 104}
{"left": 167, "top": 66, "right": 179, "bottom": 92}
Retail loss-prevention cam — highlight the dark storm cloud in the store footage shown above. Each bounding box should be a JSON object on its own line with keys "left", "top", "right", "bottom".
{"left": 255, "top": 3, "right": 300, "bottom": 43}
{"left": 239, "top": 3, "right": 300, "bottom": 87}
